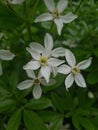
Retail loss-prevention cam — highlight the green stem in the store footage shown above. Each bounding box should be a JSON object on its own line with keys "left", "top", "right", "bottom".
{"left": 31, "top": 0, "right": 40, "bottom": 15}
{"left": 23, "top": 2, "right": 32, "bottom": 41}
{"left": 74, "top": 0, "right": 84, "bottom": 14}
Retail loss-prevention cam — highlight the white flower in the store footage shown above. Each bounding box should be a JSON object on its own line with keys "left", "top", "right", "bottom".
{"left": 23, "top": 33, "right": 65, "bottom": 83}
{"left": 17, "top": 70, "right": 56, "bottom": 99}
{"left": 8, "top": 0, "right": 25, "bottom": 4}
{"left": 34, "top": 0, "right": 77, "bottom": 35}
{"left": 58, "top": 49, "right": 92, "bottom": 90}
{"left": 0, "top": 49, "right": 15, "bottom": 76}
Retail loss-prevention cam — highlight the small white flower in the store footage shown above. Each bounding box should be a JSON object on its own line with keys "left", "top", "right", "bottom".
{"left": 23, "top": 33, "right": 65, "bottom": 83}
{"left": 0, "top": 49, "right": 15, "bottom": 76}
{"left": 17, "top": 70, "right": 56, "bottom": 99}
{"left": 35, "top": 0, "right": 77, "bottom": 35}
{"left": 58, "top": 49, "right": 92, "bottom": 90}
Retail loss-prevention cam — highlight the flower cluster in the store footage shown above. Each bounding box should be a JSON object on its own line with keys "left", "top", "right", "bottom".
{"left": 17, "top": 33, "right": 92, "bottom": 99}
{"left": 1, "top": 0, "right": 92, "bottom": 100}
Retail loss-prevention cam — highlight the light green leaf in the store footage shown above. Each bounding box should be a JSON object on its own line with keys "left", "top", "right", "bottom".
{"left": 23, "top": 110, "right": 48, "bottom": 130}
{"left": 25, "top": 97, "right": 53, "bottom": 110}
{"left": 6, "top": 109, "right": 22, "bottom": 130}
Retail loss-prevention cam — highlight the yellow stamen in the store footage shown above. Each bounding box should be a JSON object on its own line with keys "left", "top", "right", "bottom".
{"left": 71, "top": 66, "right": 80, "bottom": 75}
{"left": 40, "top": 56, "right": 47, "bottom": 66}
{"left": 52, "top": 8, "right": 61, "bottom": 18}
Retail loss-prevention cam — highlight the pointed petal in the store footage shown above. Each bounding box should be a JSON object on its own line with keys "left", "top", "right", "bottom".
{"left": 52, "top": 47, "right": 65, "bottom": 57}
{"left": 23, "top": 61, "right": 40, "bottom": 70}
{"left": 51, "top": 66, "right": 58, "bottom": 77}
{"left": 33, "top": 84, "right": 42, "bottom": 99}
{"left": 34, "top": 13, "right": 53, "bottom": 23}
{"left": 17, "top": 80, "right": 33, "bottom": 90}
{"left": 0, "top": 49, "right": 15, "bottom": 61}
{"left": 54, "top": 19, "right": 63, "bottom": 35}
{"left": 26, "top": 47, "right": 40, "bottom": 60}
{"left": 65, "top": 49, "right": 76, "bottom": 66}
{"left": 65, "top": 73, "right": 74, "bottom": 90}
{"left": 0, "top": 62, "right": 3, "bottom": 76}
{"left": 77, "top": 57, "right": 92, "bottom": 70}
{"left": 48, "top": 58, "right": 65, "bottom": 66}
{"left": 44, "top": 33, "right": 53, "bottom": 50}
{"left": 58, "top": 64, "right": 71, "bottom": 74}
{"left": 44, "top": 0, "right": 55, "bottom": 12}
{"left": 60, "top": 12, "right": 77, "bottom": 23}
{"left": 57, "top": 0, "right": 68, "bottom": 12}
{"left": 75, "top": 73, "right": 86, "bottom": 87}
{"left": 26, "top": 70, "right": 36, "bottom": 78}
{"left": 29, "top": 42, "right": 44, "bottom": 53}
{"left": 40, "top": 66, "right": 50, "bottom": 83}
{"left": 41, "top": 78, "right": 56, "bottom": 86}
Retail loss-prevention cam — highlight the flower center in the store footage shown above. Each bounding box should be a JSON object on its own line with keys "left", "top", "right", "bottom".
{"left": 71, "top": 66, "right": 80, "bottom": 75}
{"left": 34, "top": 78, "right": 40, "bottom": 85}
{"left": 52, "top": 8, "right": 61, "bottom": 18}
{"left": 40, "top": 56, "right": 47, "bottom": 66}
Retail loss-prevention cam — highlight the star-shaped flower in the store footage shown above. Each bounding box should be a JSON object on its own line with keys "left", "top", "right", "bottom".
{"left": 17, "top": 70, "right": 56, "bottom": 99}
{"left": 58, "top": 49, "right": 92, "bottom": 90}
{"left": 35, "top": 0, "right": 77, "bottom": 35}
{"left": 0, "top": 49, "right": 15, "bottom": 76}
{"left": 23, "top": 33, "right": 65, "bottom": 83}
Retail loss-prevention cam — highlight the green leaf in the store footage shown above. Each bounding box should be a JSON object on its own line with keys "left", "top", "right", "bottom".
{"left": 6, "top": 109, "right": 22, "bottom": 130}
{"left": 51, "top": 92, "right": 65, "bottom": 112}
{"left": 72, "top": 114, "right": 80, "bottom": 129}
{"left": 0, "top": 99, "right": 16, "bottom": 113}
{"left": 25, "top": 97, "right": 53, "bottom": 110}
{"left": 80, "top": 117, "right": 95, "bottom": 130}
{"left": 50, "top": 115, "right": 63, "bottom": 130}
{"left": 87, "top": 70, "right": 98, "bottom": 84}
{"left": 23, "top": 110, "right": 48, "bottom": 130}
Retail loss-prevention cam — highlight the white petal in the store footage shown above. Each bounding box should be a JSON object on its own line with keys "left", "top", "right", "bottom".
{"left": 26, "top": 70, "right": 36, "bottom": 78}
{"left": 65, "top": 49, "right": 76, "bottom": 66}
{"left": 44, "top": 0, "right": 55, "bottom": 12}
{"left": 54, "top": 19, "right": 63, "bottom": 35}
{"left": 0, "top": 62, "right": 3, "bottom": 76}
{"left": 48, "top": 58, "right": 65, "bottom": 66}
{"left": 33, "top": 84, "right": 42, "bottom": 99}
{"left": 77, "top": 57, "right": 92, "bottom": 70}
{"left": 52, "top": 47, "right": 65, "bottom": 57}
{"left": 58, "top": 64, "right": 71, "bottom": 74}
{"left": 23, "top": 61, "right": 40, "bottom": 70}
{"left": 26, "top": 47, "right": 40, "bottom": 60}
{"left": 34, "top": 13, "right": 53, "bottom": 23}
{"left": 65, "top": 73, "right": 74, "bottom": 90}
{"left": 17, "top": 80, "right": 33, "bottom": 90}
{"left": 75, "top": 73, "right": 86, "bottom": 87}
{"left": 44, "top": 33, "right": 53, "bottom": 50}
{"left": 40, "top": 66, "right": 50, "bottom": 83}
{"left": 60, "top": 12, "right": 77, "bottom": 23}
{"left": 29, "top": 42, "right": 44, "bottom": 53}
{"left": 0, "top": 49, "right": 15, "bottom": 61}
{"left": 41, "top": 78, "right": 56, "bottom": 86}
{"left": 51, "top": 66, "right": 58, "bottom": 77}
{"left": 57, "top": 0, "right": 68, "bottom": 12}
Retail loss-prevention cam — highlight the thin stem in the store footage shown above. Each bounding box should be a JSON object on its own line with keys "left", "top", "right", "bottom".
{"left": 31, "top": 0, "right": 40, "bottom": 15}
{"left": 23, "top": 2, "right": 32, "bottom": 41}
{"left": 74, "top": 0, "right": 84, "bottom": 14}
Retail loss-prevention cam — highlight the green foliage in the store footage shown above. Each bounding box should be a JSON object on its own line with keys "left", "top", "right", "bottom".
{"left": 0, "top": 0, "right": 98, "bottom": 129}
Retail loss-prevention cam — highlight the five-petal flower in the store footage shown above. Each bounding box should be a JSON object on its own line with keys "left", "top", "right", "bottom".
{"left": 17, "top": 70, "right": 56, "bottom": 99}
{"left": 35, "top": 0, "right": 77, "bottom": 35}
{"left": 0, "top": 49, "right": 15, "bottom": 76}
{"left": 23, "top": 33, "right": 65, "bottom": 83}
{"left": 58, "top": 49, "right": 92, "bottom": 90}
